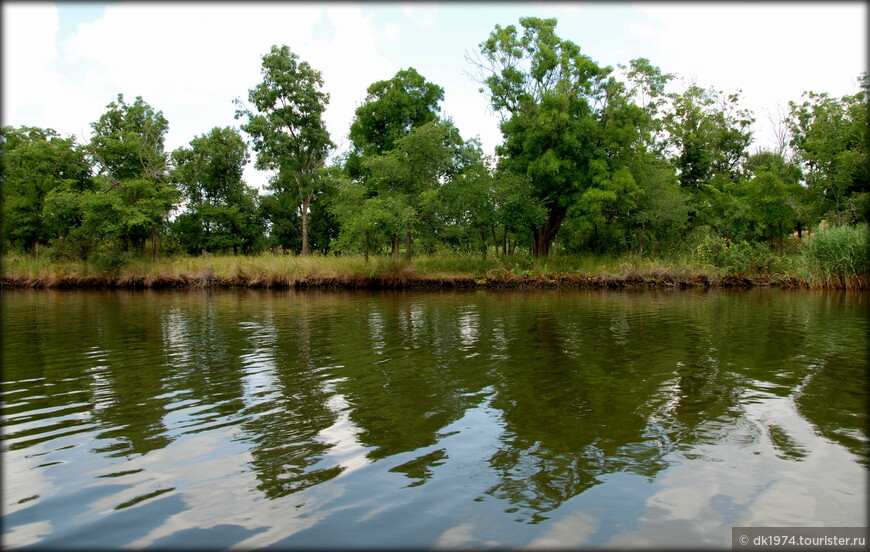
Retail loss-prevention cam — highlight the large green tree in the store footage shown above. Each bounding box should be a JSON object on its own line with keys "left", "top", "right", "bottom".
{"left": 730, "top": 150, "right": 805, "bottom": 248}
{"left": 663, "top": 84, "right": 754, "bottom": 231}
{"left": 475, "top": 17, "right": 644, "bottom": 256}
{"left": 1, "top": 126, "right": 93, "bottom": 254}
{"left": 363, "top": 120, "right": 464, "bottom": 259}
{"left": 346, "top": 67, "right": 444, "bottom": 179}
{"left": 236, "top": 45, "right": 333, "bottom": 255}
{"left": 170, "top": 127, "right": 262, "bottom": 254}
{"left": 788, "top": 74, "right": 868, "bottom": 223}
{"left": 87, "top": 94, "right": 179, "bottom": 259}
{"left": 341, "top": 68, "right": 446, "bottom": 257}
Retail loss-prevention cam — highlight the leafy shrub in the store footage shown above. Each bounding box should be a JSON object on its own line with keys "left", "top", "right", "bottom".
{"left": 89, "top": 243, "right": 132, "bottom": 274}
{"left": 694, "top": 232, "right": 780, "bottom": 276}
{"left": 48, "top": 230, "right": 97, "bottom": 261}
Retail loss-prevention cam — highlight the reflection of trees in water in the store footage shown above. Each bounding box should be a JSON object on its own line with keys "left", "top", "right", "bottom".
{"left": 787, "top": 292, "right": 869, "bottom": 466}
{"left": 232, "top": 292, "right": 343, "bottom": 499}
{"left": 4, "top": 288, "right": 865, "bottom": 514}
{"left": 483, "top": 297, "right": 681, "bottom": 521}
{"left": 481, "top": 290, "right": 868, "bottom": 520}
{"left": 84, "top": 293, "right": 176, "bottom": 457}
{"left": 331, "top": 293, "right": 495, "bottom": 465}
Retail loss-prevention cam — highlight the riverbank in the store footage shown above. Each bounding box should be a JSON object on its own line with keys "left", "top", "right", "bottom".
{"left": 1, "top": 251, "right": 860, "bottom": 290}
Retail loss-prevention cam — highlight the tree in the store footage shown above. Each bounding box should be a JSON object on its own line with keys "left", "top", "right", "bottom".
{"left": 735, "top": 150, "right": 806, "bottom": 248}
{"left": 1, "top": 126, "right": 93, "bottom": 255}
{"left": 346, "top": 68, "right": 444, "bottom": 179}
{"left": 87, "top": 94, "right": 179, "bottom": 259}
{"left": 663, "top": 84, "right": 754, "bottom": 231}
{"left": 170, "top": 127, "right": 262, "bottom": 254}
{"left": 473, "top": 17, "right": 643, "bottom": 257}
{"left": 625, "top": 153, "right": 690, "bottom": 254}
{"left": 330, "top": 178, "right": 411, "bottom": 261}
{"left": 236, "top": 45, "right": 333, "bottom": 256}
{"left": 439, "top": 141, "right": 546, "bottom": 258}
{"left": 363, "top": 120, "right": 463, "bottom": 260}
{"left": 342, "top": 68, "right": 446, "bottom": 256}
{"left": 788, "top": 74, "right": 868, "bottom": 224}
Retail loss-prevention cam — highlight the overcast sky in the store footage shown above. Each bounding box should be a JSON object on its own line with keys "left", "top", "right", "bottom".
{"left": 3, "top": 1, "right": 866, "bottom": 190}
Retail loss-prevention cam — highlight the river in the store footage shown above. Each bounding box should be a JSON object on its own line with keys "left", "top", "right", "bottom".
{"left": 1, "top": 288, "right": 867, "bottom": 549}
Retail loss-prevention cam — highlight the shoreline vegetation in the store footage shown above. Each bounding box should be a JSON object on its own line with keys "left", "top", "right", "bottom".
{"left": 3, "top": 237, "right": 867, "bottom": 291}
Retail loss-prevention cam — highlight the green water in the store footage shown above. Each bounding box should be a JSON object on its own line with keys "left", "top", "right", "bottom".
{"left": 1, "top": 288, "right": 867, "bottom": 549}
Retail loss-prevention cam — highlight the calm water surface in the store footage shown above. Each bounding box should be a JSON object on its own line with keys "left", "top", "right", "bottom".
{"left": 1, "top": 288, "right": 867, "bottom": 549}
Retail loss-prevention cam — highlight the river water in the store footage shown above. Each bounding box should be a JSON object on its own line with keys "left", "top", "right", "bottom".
{"left": 1, "top": 288, "right": 867, "bottom": 549}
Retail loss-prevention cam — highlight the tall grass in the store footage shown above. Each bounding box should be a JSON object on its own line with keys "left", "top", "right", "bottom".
{"left": 803, "top": 223, "right": 868, "bottom": 289}
{"left": 2, "top": 226, "right": 867, "bottom": 289}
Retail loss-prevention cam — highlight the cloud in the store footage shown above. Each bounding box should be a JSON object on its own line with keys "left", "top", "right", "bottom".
{"left": 634, "top": 3, "right": 867, "bottom": 150}
{"left": 1, "top": 3, "right": 61, "bottom": 128}
{"left": 385, "top": 23, "right": 401, "bottom": 41}
{"left": 400, "top": 3, "right": 440, "bottom": 28}
{"left": 11, "top": 3, "right": 397, "bottom": 190}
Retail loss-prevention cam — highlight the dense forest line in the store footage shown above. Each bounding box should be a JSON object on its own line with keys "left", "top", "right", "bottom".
{"left": 2, "top": 18, "right": 867, "bottom": 287}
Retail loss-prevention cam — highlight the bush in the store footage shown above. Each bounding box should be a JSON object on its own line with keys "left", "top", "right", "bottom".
{"left": 89, "top": 243, "right": 132, "bottom": 274}
{"left": 805, "top": 223, "right": 869, "bottom": 288}
{"left": 694, "top": 231, "right": 781, "bottom": 276}
{"left": 48, "top": 230, "right": 97, "bottom": 261}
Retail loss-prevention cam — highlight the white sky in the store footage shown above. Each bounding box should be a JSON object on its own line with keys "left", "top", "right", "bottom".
{"left": 2, "top": 1, "right": 866, "bottom": 191}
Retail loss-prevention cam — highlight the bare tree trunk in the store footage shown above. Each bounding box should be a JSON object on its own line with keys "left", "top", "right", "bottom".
{"left": 405, "top": 229, "right": 412, "bottom": 261}
{"left": 392, "top": 238, "right": 400, "bottom": 258}
{"left": 491, "top": 227, "right": 499, "bottom": 258}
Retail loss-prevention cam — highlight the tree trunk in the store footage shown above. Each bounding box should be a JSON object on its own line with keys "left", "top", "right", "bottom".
{"left": 300, "top": 195, "right": 311, "bottom": 256}
{"left": 152, "top": 222, "right": 158, "bottom": 261}
{"left": 491, "top": 227, "right": 500, "bottom": 258}
{"left": 364, "top": 231, "right": 370, "bottom": 263}
{"left": 405, "top": 229, "right": 412, "bottom": 261}
{"left": 502, "top": 227, "right": 508, "bottom": 258}
{"left": 392, "top": 238, "right": 400, "bottom": 258}
{"left": 480, "top": 228, "right": 488, "bottom": 260}
{"left": 532, "top": 206, "right": 567, "bottom": 257}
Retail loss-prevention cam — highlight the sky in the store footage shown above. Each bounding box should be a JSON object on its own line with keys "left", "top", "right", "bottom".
{"left": 2, "top": 1, "right": 867, "bottom": 191}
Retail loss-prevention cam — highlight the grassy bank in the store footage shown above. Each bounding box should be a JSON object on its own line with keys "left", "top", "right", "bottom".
{"left": 2, "top": 247, "right": 866, "bottom": 290}
{"left": 3, "top": 224, "right": 867, "bottom": 290}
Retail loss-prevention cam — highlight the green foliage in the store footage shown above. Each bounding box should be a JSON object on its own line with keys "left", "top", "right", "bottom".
{"left": 361, "top": 120, "right": 463, "bottom": 259}
{"left": 692, "top": 229, "right": 781, "bottom": 276}
{"left": 665, "top": 85, "right": 754, "bottom": 192}
{"left": 170, "top": 127, "right": 262, "bottom": 254}
{"left": 88, "top": 242, "right": 133, "bottom": 274}
{"left": 476, "top": 17, "right": 645, "bottom": 256}
{"left": 86, "top": 94, "right": 179, "bottom": 256}
{"left": 347, "top": 67, "right": 444, "bottom": 176}
{"left": 47, "top": 228, "right": 98, "bottom": 262}
{"left": 788, "top": 75, "right": 868, "bottom": 223}
{"left": 236, "top": 44, "right": 333, "bottom": 255}
{"left": 1, "top": 126, "right": 93, "bottom": 253}
{"left": 805, "top": 223, "right": 869, "bottom": 287}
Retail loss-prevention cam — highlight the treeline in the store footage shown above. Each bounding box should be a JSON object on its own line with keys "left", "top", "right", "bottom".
{"left": 2, "top": 17, "right": 867, "bottom": 269}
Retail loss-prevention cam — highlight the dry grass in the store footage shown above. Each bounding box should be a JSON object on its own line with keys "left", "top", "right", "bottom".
{"left": 1, "top": 248, "right": 864, "bottom": 290}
